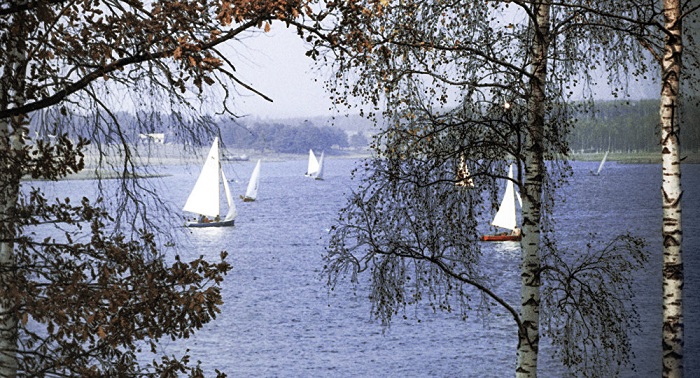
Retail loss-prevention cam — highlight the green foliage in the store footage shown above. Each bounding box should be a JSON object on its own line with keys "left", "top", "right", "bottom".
{"left": 568, "top": 98, "right": 700, "bottom": 153}
{"left": 317, "top": 0, "right": 656, "bottom": 376}
{"left": 541, "top": 234, "right": 648, "bottom": 377}
{"left": 221, "top": 121, "right": 349, "bottom": 154}
{"left": 326, "top": 154, "right": 489, "bottom": 324}
{"left": 349, "top": 133, "right": 369, "bottom": 148}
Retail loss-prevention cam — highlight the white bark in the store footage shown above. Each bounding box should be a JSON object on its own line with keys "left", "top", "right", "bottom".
{"left": 517, "top": 2, "right": 551, "bottom": 377}
{"left": 0, "top": 118, "right": 20, "bottom": 377}
{"left": 0, "top": 12, "right": 27, "bottom": 376}
{"left": 660, "top": 1, "right": 683, "bottom": 376}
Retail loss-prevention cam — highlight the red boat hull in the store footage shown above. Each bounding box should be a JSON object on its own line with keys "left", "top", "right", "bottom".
{"left": 480, "top": 234, "right": 521, "bottom": 242}
{"left": 186, "top": 219, "right": 235, "bottom": 228}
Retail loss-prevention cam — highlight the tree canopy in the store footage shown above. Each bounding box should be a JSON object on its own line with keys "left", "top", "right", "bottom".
{"left": 221, "top": 120, "right": 349, "bottom": 154}
{"left": 316, "top": 1, "right": 657, "bottom": 376}
{"left": 1, "top": 0, "right": 318, "bottom": 376}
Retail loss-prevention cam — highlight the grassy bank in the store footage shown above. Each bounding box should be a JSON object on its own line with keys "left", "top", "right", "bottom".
{"left": 24, "top": 146, "right": 698, "bottom": 182}
{"left": 571, "top": 151, "right": 700, "bottom": 164}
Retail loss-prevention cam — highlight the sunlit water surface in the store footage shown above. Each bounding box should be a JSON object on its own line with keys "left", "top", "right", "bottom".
{"left": 32, "top": 158, "right": 699, "bottom": 377}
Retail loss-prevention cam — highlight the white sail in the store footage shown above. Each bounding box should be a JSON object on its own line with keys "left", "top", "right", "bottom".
{"left": 306, "top": 149, "right": 320, "bottom": 177}
{"left": 221, "top": 170, "right": 237, "bottom": 221}
{"left": 314, "top": 152, "right": 325, "bottom": 180}
{"left": 244, "top": 159, "right": 262, "bottom": 200}
{"left": 183, "top": 138, "right": 221, "bottom": 217}
{"left": 183, "top": 137, "right": 237, "bottom": 226}
{"left": 491, "top": 164, "right": 519, "bottom": 231}
{"left": 596, "top": 151, "right": 609, "bottom": 175}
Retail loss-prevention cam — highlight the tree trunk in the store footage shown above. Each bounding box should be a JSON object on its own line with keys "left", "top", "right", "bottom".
{"left": 517, "top": 2, "right": 550, "bottom": 377}
{"left": 0, "top": 13, "right": 28, "bottom": 376}
{"left": 0, "top": 118, "right": 21, "bottom": 377}
{"left": 660, "top": 1, "right": 683, "bottom": 377}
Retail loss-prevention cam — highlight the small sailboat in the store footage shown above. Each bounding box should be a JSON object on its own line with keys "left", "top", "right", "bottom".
{"left": 481, "top": 164, "right": 522, "bottom": 242}
{"left": 241, "top": 159, "right": 261, "bottom": 202}
{"left": 315, "top": 151, "right": 325, "bottom": 180}
{"left": 305, "top": 149, "right": 325, "bottom": 180}
{"left": 455, "top": 155, "right": 475, "bottom": 188}
{"left": 183, "top": 137, "right": 237, "bottom": 227}
{"left": 590, "top": 150, "right": 609, "bottom": 176}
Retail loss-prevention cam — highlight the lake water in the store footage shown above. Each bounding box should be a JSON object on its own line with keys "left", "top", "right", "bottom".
{"left": 33, "top": 158, "right": 700, "bottom": 376}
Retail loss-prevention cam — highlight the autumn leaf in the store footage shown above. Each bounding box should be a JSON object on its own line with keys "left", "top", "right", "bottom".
{"left": 97, "top": 326, "right": 106, "bottom": 339}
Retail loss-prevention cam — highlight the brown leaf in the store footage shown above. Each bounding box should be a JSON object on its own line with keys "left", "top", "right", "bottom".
{"left": 97, "top": 326, "right": 106, "bottom": 339}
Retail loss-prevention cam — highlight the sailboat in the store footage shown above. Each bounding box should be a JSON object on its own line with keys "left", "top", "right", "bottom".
{"left": 315, "top": 151, "right": 325, "bottom": 180}
{"left": 305, "top": 149, "right": 325, "bottom": 180}
{"left": 481, "top": 164, "right": 522, "bottom": 241}
{"left": 241, "top": 159, "right": 261, "bottom": 202}
{"left": 183, "top": 137, "right": 237, "bottom": 227}
{"left": 455, "top": 155, "right": 475, "bottom": 188}
{"left": 590, "top": 150, "right": 609, "bottom": 176}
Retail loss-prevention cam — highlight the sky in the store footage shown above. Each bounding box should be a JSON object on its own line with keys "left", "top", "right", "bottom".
{"left": 228, "top": 22, "right": 661, "bottom": 121}
{"left": 228, "top": 25, "right": 338, "bottom": 120}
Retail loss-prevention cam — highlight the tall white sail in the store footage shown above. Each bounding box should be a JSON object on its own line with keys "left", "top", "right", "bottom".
{"left": 306, "top": 149, "right": 320, "bottom": 176}
{"left": 315, "top": 152, "right": 325, "bottom": 180}
{"left": 221, "top": 170, "right": 237, "bottom": 221}
{"left": 245, "top": 159, "right": 261, "bottom": 200}
{"left": 596, "top": 151, "right": 609, "bottom": 175}
{"left": 183, "top": 138, "right": 221, "bottom": 217}
{"left": 491, "top": 164, "right": 519, "bottom": 231}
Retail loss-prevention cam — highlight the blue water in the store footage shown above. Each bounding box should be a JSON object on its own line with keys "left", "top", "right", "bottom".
{"left": 31, "top": 158, "right": 700, "bottom": 376}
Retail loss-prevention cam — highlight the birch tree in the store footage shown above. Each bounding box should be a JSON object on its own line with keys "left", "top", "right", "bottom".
{"left": 317, "top": 1, "right": 649, "bottom": 376}
{"left": 651, "top": 2, "right": 700, "bottom": 375}
{"left": 660, "top": 3, "right": 684, "bottom": 374}
{"left": 642, "top": 1, "right": 698, "bottom": 375}
{"left": 600, "top": 2, "right": 700, "bottom": 375}
{"left": 0, "top": 1, "right": 315, "bottom": 376}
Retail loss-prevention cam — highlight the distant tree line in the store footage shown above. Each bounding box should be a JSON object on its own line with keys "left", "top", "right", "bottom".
{"left": 220, "top": 120, "right": 350, "bottom": 154}
{"left": 28, "top": 111, "right": 358, "bottom": 154}
{"left": 33, "top": 99, "right": 700, "bottom": 156}
{"left": 569, "top": 98, "right": 700, "bottom": 153}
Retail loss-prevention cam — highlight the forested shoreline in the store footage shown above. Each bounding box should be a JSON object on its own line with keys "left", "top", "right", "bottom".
{"left": 569, "top": 98, "right": 700, "bottom": 153}
{"left": 28, "top": 98, "right": 698, "bottom": 158}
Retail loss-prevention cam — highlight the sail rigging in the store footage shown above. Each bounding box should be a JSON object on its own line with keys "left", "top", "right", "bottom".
{"left": 306, "top": 149, "right": 324, "bottom": 180}
{"left": 183, "top": 137, "right": 236, "bottom": 227}
{"left": 243, "top": 159, "right": 261, "bottom": 201}
{"left": 481, "top": 164, "right": 521, "bottom": 241}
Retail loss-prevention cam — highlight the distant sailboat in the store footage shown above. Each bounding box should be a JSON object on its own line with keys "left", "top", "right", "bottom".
{"left": 183, "top": 137, "right": 237, "bottom": 227}
{"left": 590, "top": 151, "right": 609, "bottom": 176}
{"left": 456, "top": 155, "right": 474, "bottom": 188}
{"left": 315, "top": 151, "right": 325, "bottom": 180}
{"left": 481, "top": 164, "right": 522, "bottom": 242}
{"left": 241, "top": 159, "right": 261, "bottom": 202}
{"left": 305, "top": 149, "right": 325, "bottom": 180}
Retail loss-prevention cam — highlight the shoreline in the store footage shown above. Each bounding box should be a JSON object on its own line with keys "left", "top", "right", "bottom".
{"left": 22, "top": 148, "right": 699, "bottom": 182}
{"left": 570, "top": 151, "right": 700, "bottom": 164}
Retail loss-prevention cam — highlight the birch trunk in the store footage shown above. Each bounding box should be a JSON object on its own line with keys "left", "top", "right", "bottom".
{"left": 517, "top": 2, "right": 550, "bottom": 377}
{"left": 0, "top": 12, "right": 27, "bottom": 376}
{"left": 0, "top": 121, "right": 21, "bottom": 377}
{"left": 660, "top": 0, "right": 683, "bottom": 376}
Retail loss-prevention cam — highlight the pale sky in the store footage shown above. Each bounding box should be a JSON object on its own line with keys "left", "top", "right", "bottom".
{"left": 229, "top": 25, "right": 337, "bottom": 120}
{"left": 228, "top": 22, "right": 660, "bottom": 121}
